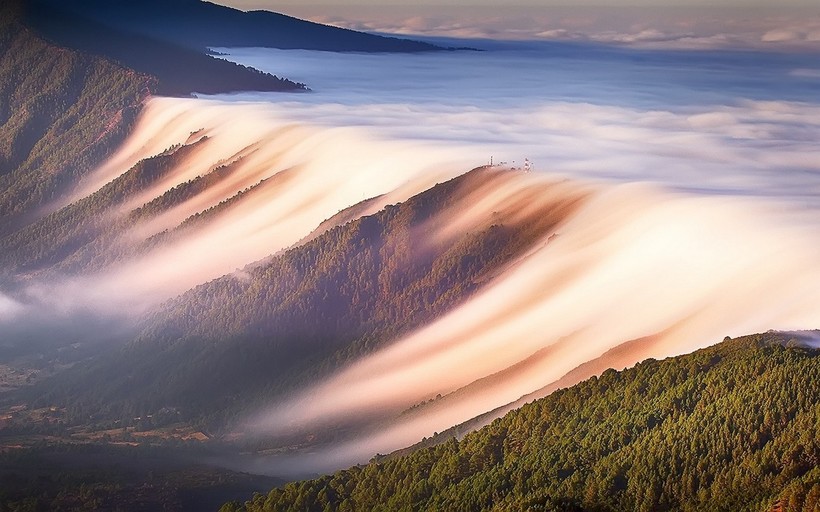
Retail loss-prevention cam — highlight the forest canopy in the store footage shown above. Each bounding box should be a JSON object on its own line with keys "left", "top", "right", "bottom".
{"left": 225, "top": 333, "right": 820, "bottom": 512}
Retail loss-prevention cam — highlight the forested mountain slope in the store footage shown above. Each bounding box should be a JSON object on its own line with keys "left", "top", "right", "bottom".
{"left": 0, "top": 0, "right": 304, "bottom": 234}
{"left": 0, "top": 137, "right": 210, "bottom": 275}
{"left": 0, "top": 5, "right": 153, "bottom": 229}
{"left": 228, "top": 332, "right": 820, "bottom": 512}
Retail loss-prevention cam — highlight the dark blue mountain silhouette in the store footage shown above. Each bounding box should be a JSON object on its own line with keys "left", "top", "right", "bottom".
{"left": 32, "top": 0, "right": 444, "bottom": 52}
{"left": 22, "top": 2, "right": 307, "bottom": 95}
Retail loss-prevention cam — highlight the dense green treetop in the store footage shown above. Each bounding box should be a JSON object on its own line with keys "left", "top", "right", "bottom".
{"left": 227, "top": 333, "right": 819, "bottom": 512}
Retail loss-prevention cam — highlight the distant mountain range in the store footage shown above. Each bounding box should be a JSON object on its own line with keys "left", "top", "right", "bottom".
{"left": 22, "top": 3, "right": 307, "bottom": 97}
{"left": 18, "top": 0, "right": 444, "bottom": 97}
{"left": 29, "top": 0, "right": 444, "bottom": 53}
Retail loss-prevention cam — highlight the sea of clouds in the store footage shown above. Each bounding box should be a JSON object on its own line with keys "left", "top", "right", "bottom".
{"left": 210, "top": 41, "right": 820, "bottom": 222}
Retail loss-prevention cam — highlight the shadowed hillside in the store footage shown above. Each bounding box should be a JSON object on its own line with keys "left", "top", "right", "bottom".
{"left": 23, "top": 2, "right": 307, "bottom": 96}
{"left": 32, "top": 0, "right": 445, "bottom": 53}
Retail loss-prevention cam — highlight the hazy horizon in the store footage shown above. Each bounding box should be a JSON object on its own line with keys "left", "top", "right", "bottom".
{"left": 215, "top": 2, "right": 820, "bottom": 50}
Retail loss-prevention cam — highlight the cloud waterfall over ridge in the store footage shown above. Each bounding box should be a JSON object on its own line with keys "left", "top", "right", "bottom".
{"left": 247, "top": 176, "right": 820, "bottom": 472}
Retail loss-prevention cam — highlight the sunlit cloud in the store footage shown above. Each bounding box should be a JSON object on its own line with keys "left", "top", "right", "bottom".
{"left": 248, "top": 178, "right": 820, "bottom": 472}
{"left": 201, "top": 45, "right": 820, "bottom": 471}
{"left": 21, "top": 97, "right": 473, "bottom": 318}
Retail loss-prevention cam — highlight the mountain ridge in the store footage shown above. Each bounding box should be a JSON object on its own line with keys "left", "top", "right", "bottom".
{"left": 27, "top": 167, "right": 586, "bottom": 430}
{"left": 22, "top": 2, "right": 307, "bottom": 96}
{"left": 0, "top": 12, "right": 153, "bottom": 231}
{"left": 30, "top": 0, "right": 445, "bottom": 53}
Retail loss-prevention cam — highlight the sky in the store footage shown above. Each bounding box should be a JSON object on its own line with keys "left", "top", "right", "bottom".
{"left": 215, "top": 2, "right": 820, "bottom": 50}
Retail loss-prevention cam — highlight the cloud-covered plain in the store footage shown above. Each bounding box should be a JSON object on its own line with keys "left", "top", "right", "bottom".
{"left": 213, "top": 47, "right": 820, "bottom": 215}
